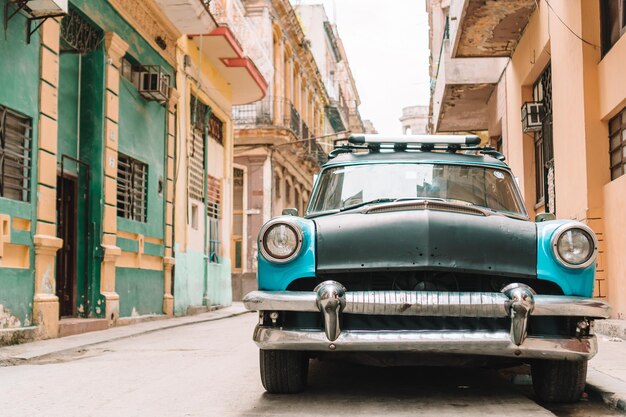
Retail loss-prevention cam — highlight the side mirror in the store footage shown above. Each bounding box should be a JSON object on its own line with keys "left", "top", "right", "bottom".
{"left": 535, "top": 213, "right": 556, "bottom": 222}
{"left": 282, "top": 208, "right": 298, "bottom": 216}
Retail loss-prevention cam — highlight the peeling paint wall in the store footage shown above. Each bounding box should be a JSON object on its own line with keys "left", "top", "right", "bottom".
{"left": 0, "top": 0, "right": 41, "bottom": 328}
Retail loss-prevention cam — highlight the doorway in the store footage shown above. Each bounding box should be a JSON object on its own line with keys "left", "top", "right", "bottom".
{"left": 56, "top": 174, "right": 77, "bottom": 317}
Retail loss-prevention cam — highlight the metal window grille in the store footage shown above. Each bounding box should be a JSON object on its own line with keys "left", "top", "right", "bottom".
{"left": 0, "top": 106, "right": 32, "bottom": 202}
{"left": 208, "top": 113, "right": 224, "bottom": 145}
{"left": 189, "top": 95, "right": 208, "bottom": 202}
{"left": 207, "top": 175, "right": 221, "bottom": 263}
{"left": 116, "top": 153, "right": 148, "bottom": 222}
{"left": 189, "top": 129, "right": 205, "bottom": 201}
{"left": 532, "top": 64, "right": 554, "bottom": 211}
{"left": 609, "top": 108, "right": 626, "bottom": 180}
{"left": 191, "top": 96, "right": 210, "bottom": 133}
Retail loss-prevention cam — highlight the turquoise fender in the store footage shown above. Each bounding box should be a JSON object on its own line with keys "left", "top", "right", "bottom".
{"left": 536, "top": 220, "right": 596, "bottom": 297}
{"left": 257, "top": 217, "right": 316, "bottom": 291}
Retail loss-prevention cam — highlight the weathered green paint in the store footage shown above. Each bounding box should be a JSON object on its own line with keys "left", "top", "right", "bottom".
{"left": 173, "top": 250, "right": 205, "bottom": 316}
{"left": 64, "top": 0, "right": 175, "bottom": 318}
{"left": 10, "top": 230, "right": 31, "bottom": 246}
{"left": 117, "top": 77, "right": 166, "bottom": 240}
{"left": 144, "top": 242, "right": 164, "bottom": 257}
{"left": 116, "top": 237, "right": 138, "bottom": 253}
{"left": 69, "top": 0, "right": 173, "bottom": 80}
{"left": 57, "top": 41, "right": 95, "bottom": 316}
{"left": 57, "top": 52, "right": 80, "bottom": 162}
{"left": 115, "top": 268, "right": 163, "bottom": 317}
{"left": 174, "top": 249, "right": 233, "bottom": 315}
{"left": 206, "top": 258, "right": 232, "bottom": 307}
{"left": 0, "top": 269, "right": 34, "bottom": 328}
{"left": 0, "top": 0, "right": 41, "bottom": 327}
{"left": 74, "top": 44, "right": 106, "bottom": 318}
{"left": 0, "top": 198, "right": 31, "bottom": 221}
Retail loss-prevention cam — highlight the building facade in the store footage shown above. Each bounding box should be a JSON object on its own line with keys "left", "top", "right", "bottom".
{"left": 170, "top": 0, "right": 268, "bottom": 315}
{"left": 0, "top": 0, "right": 267, "bottom": 343}
{"left": 230, "top": 0, "right": 337, "bottom": 299}
{"left": 400, "top": 105, "right": 430, "bottom": 134}
{"left": 428, "top": 0, "right": 626, "bottom": 317}
{"left": 295, "top": 4, "right": 364, "bottom": 143}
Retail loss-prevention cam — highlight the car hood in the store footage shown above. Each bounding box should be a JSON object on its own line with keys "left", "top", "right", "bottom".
{"left": 313, "top": 206, "right": 537, "bottom": 278}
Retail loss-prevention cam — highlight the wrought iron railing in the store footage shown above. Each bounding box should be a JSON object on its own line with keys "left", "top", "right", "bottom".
{"left": 233, "top": 96, "right": 327, "bottom": 165}
{"left": 233, "top": 96, "right": 306, "bottom": 136}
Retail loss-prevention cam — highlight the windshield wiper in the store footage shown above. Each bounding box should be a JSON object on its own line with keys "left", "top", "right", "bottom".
{"left": 340, "top": 198, "right": 396, "bottom": 212}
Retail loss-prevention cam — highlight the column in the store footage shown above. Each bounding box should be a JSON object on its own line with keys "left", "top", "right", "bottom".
{"left": 272, "top": 33, "right": 284, "bottom": 125}
{"left": 163, "top": 89, "right": 179, "bottom": 316}
{"left": 100, "top": 32, "right": 129, "bottom": 324}
{"left": 33, "top": 18, "right": 63, "bottom": 339}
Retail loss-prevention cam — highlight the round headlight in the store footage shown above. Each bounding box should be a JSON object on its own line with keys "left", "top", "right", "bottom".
{"left": 259, "top": 220, "right": 303, "bottom": 263}
{"left": 552, "top": 225, "right": 597, "bottom": 269}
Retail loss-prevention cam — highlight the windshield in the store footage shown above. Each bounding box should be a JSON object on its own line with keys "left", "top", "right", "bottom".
{"left": 308, "top": 163, "right": 527, "bottom": 217}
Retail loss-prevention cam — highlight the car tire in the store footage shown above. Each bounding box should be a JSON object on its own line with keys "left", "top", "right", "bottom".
{"left": 260, "top": 349, "right": 309, "bottom": 394}
{"left": 531, "top": 359, "right": 588, "bottom": 403}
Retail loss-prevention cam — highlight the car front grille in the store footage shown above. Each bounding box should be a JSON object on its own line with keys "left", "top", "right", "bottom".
{"left": 287, "top": 271, "right": 564, "bottom": 295}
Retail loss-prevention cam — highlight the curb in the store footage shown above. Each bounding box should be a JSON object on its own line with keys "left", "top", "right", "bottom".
{"left": 585, "top": 383, "right": 626, "bottom": 412}
{"left": 0, "top": 309, "right": 252, "bottom": 367}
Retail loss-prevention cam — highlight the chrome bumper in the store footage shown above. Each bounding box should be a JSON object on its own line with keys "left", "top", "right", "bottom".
{"left": 252, "top": 327, "right": 598, "bottom": 361}
{"left": 244, "top": 281, "right": 611, "bottom": 360}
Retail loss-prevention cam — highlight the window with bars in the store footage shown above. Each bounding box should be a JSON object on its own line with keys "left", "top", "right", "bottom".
{"left": 117, "top": 153, "right": 148, "bottom": 222}
{"left": 533, "top": 64, "right": 554, "bottom": 212}
{"left": 207, "top": 175, "right": 221, "bottom": 263}
{"left": 189, "top": 96, "right": 208, "bottom": 202}
{"left": 609, "top": 107, "right": 626, "bottom": 180}
{"left": 188, "top": 129, "right": 205, "bottom": 201}
{"left": 601, "top": 0, "right": 626, "bottom": 56}
{"left": 0, "top": 106, "right": 32, "bottom": 202}
{"left": 208, "top": 113, "right": 224, "bottom": 145}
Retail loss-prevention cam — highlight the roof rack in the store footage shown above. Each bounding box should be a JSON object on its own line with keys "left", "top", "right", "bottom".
{"left": 329, "top": 134, "right": 506, "bottom": 161}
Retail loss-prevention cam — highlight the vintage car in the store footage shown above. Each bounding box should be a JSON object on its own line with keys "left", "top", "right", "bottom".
{"left": 243, "top": 134, "right": 611, "bottom": 403}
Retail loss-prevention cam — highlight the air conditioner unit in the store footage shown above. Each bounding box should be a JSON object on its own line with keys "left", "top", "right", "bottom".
{"left": 521, "top": 102, "right": 545, "bottom": 132}
{"left": 138, "top": 66, "right": 170, "bottom": 104}
{"left": 26, "top": 0, "right": 68, "bottom": 17}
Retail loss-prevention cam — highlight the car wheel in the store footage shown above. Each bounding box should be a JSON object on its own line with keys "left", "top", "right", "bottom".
{"left": 260, "top": 349, "right": 309, "bottom": 394}
{"left": 531, "top": 359, "right": 588, "bottom": 403}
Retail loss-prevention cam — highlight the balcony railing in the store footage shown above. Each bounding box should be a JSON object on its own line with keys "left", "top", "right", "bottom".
{"left": 233, "top": 96, "right": 327, "bottom": 164}
{"left": 207, "top": 0, "right": 273, "bottom": 82}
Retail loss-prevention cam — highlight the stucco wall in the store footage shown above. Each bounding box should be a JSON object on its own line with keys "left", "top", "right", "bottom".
{"left": 0, "top": 0, "right": 41, "bottom": 327}
{"left": 604, "top": 176, "right": 626, "bottom": 318}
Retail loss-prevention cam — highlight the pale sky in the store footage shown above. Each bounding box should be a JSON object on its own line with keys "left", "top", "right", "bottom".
{"left": 293, "top": 0, "right": 430, "bottom": 134}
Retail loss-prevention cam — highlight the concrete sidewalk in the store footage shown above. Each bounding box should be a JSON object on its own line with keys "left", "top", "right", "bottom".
{"left": 0, "top": 302, "right": 250, "bottom": 366}
{"left": 587, "top": 320, "right": 626, "bottom": 412}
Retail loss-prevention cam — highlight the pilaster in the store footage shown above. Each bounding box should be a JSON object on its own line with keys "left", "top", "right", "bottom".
{"left": 33, "top": 235, "right": 63, "bottom": 338}
{"left": 163, "top": 88, "right": 178, "bottom": 316}
{"left": 100, "top": 32, "right": 129, "bottom": 324}
{"left": 33, "top": 19, "right": 62, "bottom": 339}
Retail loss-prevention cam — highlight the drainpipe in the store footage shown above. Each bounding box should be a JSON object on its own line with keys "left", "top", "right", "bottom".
{"left": 202, "top": 106, "right": 212, "bottom": 306}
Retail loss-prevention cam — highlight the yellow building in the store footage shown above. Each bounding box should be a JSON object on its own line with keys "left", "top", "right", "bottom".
{"left": 428, "top": 0, "right": 626, "bottom": 317}
{"left": 166, "top": 0, "right": 269, "bottom": 314}
{"left": 230, "top": 0, "right": 332, "bottom": 298}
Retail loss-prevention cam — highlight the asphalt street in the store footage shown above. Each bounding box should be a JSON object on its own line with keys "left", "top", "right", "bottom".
{"left": 0, "top": 313, "right": 621, "bottom": 417}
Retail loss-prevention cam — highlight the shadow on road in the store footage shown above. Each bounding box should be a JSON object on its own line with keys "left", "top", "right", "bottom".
{"left": 241, "top": 360, "right": 545, "bottom": 417}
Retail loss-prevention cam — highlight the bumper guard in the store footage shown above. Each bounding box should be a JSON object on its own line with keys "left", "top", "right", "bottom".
{"left": 244, "top": 281, "right": 611, "bottom": 360}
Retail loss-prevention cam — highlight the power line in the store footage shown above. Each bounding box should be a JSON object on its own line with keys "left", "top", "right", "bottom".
{"left": 544, "top": 0, "right": 598, "bottom": 48}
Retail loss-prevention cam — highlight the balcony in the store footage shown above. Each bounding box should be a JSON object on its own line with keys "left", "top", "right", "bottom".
{"left": 449, "top": 0, "right": 536, "bottom": 58}
{"left": 207, "top": 0, "right": 273, "bottom": 82}
{"left": 153, "top": 0, "right": 217, "bottom": 34}
{"left": 233, "top": 96, "right": 327, "bottom": 164}
{"left": 431, "top": 39, "right": 508, "bottom": 132}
